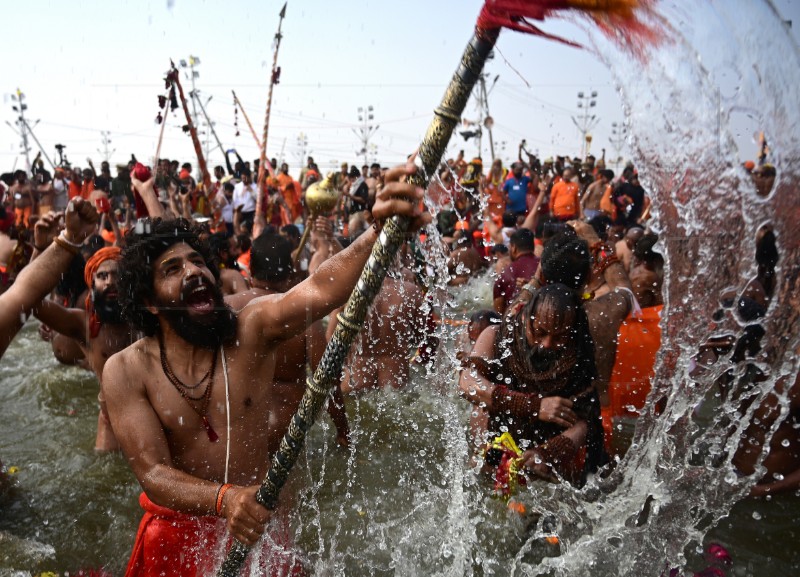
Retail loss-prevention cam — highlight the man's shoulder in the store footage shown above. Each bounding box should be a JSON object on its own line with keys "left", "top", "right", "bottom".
{"left": 106, "top": 337, "right": 154, "bottom": 369}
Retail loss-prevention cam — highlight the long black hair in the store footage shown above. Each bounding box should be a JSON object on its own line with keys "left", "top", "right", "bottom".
{"left": 118, "top": 218, "right": 220, "bottom": 336}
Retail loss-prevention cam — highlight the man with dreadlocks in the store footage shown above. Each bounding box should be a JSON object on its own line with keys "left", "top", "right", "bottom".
{"left": 460, "top": 281, "right": 605, "bottom": 486}
{"left": 33, "top": 246, "right": 140, "bottom": 452}
{"left": 102, "top": 163, "right": 426, "bottom": 577}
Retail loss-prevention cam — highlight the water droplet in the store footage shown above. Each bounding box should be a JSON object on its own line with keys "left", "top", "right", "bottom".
{"left": 752, "top": 511, "right": 762, "bottom": 520}
{"left": 781, "top": 439, "right": 790, "bottom": 447}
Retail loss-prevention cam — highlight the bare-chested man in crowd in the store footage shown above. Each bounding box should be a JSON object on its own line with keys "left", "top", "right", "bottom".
{"left": 735, "top": 371, "right": 800, "bottom": 496}
{"left": 226, "top": 231, "right": 350, "bottom": 448}
{"left": 8, "top": 170, "right": 35, "bottom": 229}
{"left": 0, "top": 199, "right": 97, "bottom": 487}
{"left": 0, "top": 199, "right": 98, "bottom": 357}
{"left": 33, "top": 246, "right": 139, "bottom": 451}
{"left": 102, "top": 163, "right": 426, "bottom": 576}
{"left": 336, "top": 269, "right": 425, "bottom": 394}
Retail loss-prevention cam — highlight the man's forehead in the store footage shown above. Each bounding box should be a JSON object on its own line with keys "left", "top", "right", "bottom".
{"left": 157, "top": 242, "right": 199, "bottom": 262}
{"left": 95, "top": 259, "right": 120, "bottom": 274}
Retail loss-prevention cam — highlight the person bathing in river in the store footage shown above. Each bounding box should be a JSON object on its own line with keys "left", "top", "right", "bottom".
{"left": 33, "top": 246, "right": 139, "bottom": 452}
{"left": 225, "top": 231, "right": 350, "bottom": 448}
{"left": 459, "top": 282, "right": 606, "bottom": 486}
{"left": 102, "top": 163, "right": 427, "bottom": 576}
{"left": 0, "top": 199, "right": 98, "bottom": 483}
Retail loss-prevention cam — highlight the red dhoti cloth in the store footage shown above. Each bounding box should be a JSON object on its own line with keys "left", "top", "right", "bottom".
{"left": 125, "top": 492, "right": 307, "bottom": 577}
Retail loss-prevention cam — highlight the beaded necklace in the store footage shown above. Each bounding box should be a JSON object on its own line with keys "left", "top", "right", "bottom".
{"left": 159, "top": 341, "right": 220, "bottom": 442}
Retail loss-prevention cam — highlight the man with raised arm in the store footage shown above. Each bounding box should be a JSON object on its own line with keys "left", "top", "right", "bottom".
{"left": 33, "top": 246, "right": 139, "bottom": 452}
{"left": 103, "top": 163, "right": 426, "bottom": 576}
{"left": 0, "top": 199, "right": 97, "bottom": 485}
{"left": 0, "top": 199, "right": 98, "bottom": 357}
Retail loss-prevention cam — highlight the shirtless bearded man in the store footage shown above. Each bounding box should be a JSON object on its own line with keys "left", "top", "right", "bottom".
{"left": 103, "top": 163, "right": 426, "bottom": 576}
{"left": 34, "top": 246, "right": 138, "bottom": 451}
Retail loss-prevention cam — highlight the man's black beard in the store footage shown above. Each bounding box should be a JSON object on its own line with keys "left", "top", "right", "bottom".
{"left": 529, "top": 346, "right": 564, "bottom": 373}
{"left": 157, "top": 282, "right": 238, "bottom": 350}
{"left": 93, "top": 290, "right": 123, "bottom": 325}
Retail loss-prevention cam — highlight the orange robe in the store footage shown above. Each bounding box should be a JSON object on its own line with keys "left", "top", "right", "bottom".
{"left": 549, "top": 180, "right": 580, "bottom": 220}
{"left": 125, "top": 492, "right": 306, "bottom": 577}
{"left": 608, "top": 305, "right": 663, "bottom": 417}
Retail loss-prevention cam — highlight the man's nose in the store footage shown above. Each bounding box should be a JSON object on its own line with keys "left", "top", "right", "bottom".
{"left": 539, "top": 335, "right": 554, "bottom": 349}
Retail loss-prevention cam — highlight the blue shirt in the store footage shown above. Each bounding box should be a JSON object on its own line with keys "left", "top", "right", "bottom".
{"left": 502, "top": 176, "right": 531, "bottom": 214}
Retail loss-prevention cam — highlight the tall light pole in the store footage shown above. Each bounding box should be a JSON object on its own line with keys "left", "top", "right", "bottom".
{"left": 610, "top": 121, "right": 628, "bottom": 170}
{"left": 571, "top": 90, "right": 599, "bottom": 160}
{"left": 192, "top": 91, "right": 224, "bottom": 165}
{"left": 354, "top": 105, "right": 379, "bottom": 167}
{"left": 179, "top": 56, "right": 201, "bottom": 128}
{"left": 9, "top": 89, "right": 55, "bottom": 171}
{"left": 478, "top": 73, "right": 499, "bottom": 162}
{"left": 295, "top": 132, "right": 309, "bottom": 166}
{"left": 10, "top": 89, "right": 32, "bottom": 172}
{"left": 98, "top": 130, "right": 115, "bottom": 163}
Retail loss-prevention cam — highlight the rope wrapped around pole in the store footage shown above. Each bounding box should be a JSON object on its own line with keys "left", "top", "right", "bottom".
{"left": 216, "top": 24, "right": 500, "bottom": 577}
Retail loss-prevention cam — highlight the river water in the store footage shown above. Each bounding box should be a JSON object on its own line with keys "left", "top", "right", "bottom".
{"left": 2, "top": 1, "right": 799, "bottom": 575}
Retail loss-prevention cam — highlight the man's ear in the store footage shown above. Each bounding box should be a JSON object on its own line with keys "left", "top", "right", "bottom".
{"left": 144, "top": 298, "right": 159, "bottom": 317}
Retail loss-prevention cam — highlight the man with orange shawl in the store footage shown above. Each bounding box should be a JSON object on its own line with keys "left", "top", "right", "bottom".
{"left": 33, "top": 245, "right": 139, "bottom": 452}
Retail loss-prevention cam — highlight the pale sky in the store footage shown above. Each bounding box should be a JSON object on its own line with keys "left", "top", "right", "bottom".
{"left": 1, "top": 0, "right": 797, "bottom": 174}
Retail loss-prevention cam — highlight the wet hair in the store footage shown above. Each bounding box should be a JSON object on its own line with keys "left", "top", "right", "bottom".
{"left": 250, "top": 233, "right": 293, "bottom": 283}
{"left": 540, "top": 220, "right": 570, "bottom": 245}
{"left": 94, "top": 176, "right": 111, "bottom": 193}
{"left": 600, "top": 169, "right": 615, "bottom": 181}
{"left": 208, "top": 233, "right": 231, "bottom": 262}
{"left": 587, "top": 214, "right": 613, "bottom": 241}
{"left": 118, "top": 218, "right": 219, "bottom": 336}
{"left": 509, "top": 228, "right": 534, "bottom": 252}
{"left": 370, "top": 163, "right": 381, "bottom": 170}
{"left": 540, "top": 231, "right": 591, "bottom": 289}
{"left": 55, "top": 253, "right": 88, "bottom": 308}
{"left": 501, "top": 212, "right": 517, "bottom": 228}
{"left": 223, "top": 182, "right": 235, "bottom": 192}
{"left": 81, "top": 234, "right": 106, "bottom": 260}
{"left": 236, "top": 234, "right": 251, "bottom": 254}
{"left": 470, "top": 309, "right": 500, "bottom": 326}
{"left": 633, "top": 233, "right": 663, "bottom": 271}
{"left": 281, "top": 224, "right": 300, "bottom": 240}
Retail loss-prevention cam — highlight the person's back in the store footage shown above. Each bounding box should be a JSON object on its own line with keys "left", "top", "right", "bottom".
{"left": 549, "top": 169, "right": 580, "bottom": 221}
{"left": 341, "top": 275, "right": 424, "bottom": 393}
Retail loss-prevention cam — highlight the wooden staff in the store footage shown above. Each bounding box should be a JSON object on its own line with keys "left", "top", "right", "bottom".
{"left": 153, "top": 102, "right": 169, "bottom": 168}
{"left": 254, "top": 3, "right": 287, "bottom": 221}
{"left": 168, "top": 63, "right": 211, "bottom": 192}
{"left": 232, "top": 90, "right": 263, "bottom": 150}
{"left": 217, "top": 2, "right": 661, "bottom": 574}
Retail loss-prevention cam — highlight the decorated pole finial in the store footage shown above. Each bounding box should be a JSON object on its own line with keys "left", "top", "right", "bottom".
{"left": 253, "top": 3, "right": 287, "bottom": 237}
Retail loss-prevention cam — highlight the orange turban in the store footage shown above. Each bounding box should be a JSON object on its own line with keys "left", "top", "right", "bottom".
{"left": 84, "top": 246, "right": 122, "bottom": 338}
{"left": 84, "top": 246, "right": 122, "bottom": 289}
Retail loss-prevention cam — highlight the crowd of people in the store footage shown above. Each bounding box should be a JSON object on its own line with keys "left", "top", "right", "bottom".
{"left": 0, "top": 143, "right": 794, "bottom": 575}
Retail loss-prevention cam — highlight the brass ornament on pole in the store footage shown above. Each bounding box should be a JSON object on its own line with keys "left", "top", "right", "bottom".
{"left": 292, "top": 173, "right": 342, "bottom": 267}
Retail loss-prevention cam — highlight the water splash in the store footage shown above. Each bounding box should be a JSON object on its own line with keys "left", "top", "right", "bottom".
{"left": 518, "top": 1, "right": 800, "bottom": 575}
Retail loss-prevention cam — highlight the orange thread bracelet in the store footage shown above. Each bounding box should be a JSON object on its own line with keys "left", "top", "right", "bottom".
{"left": 215, "top": 483, "right": 233, "bottom": 516}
